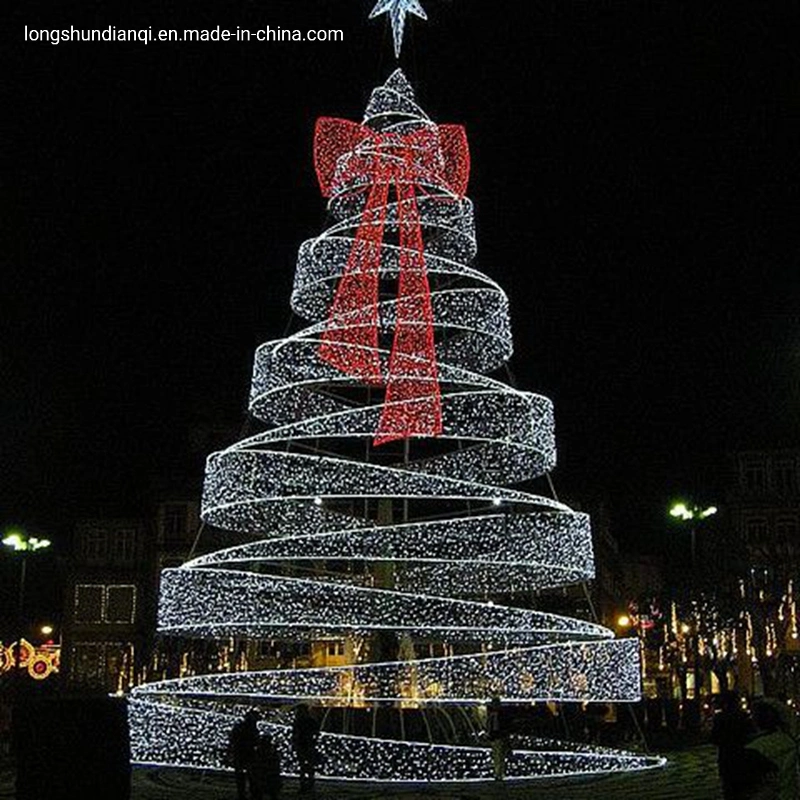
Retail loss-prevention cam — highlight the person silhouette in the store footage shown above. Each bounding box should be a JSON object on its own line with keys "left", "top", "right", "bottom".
{"left": 740, "top": 700, "right": 799, "bottom": 800}
{"left": 228, "top": 709, "right": 260, "bottom": 800}
{"left": 292, "top": 704, "right": 320, "bottom": 793}
{"left": 711, "top": 691, "right": 755, "bottom": 799}
{"left": 486, "top": 695, "right": 510, "bottom": 781}
{"left": 248, "top": 731, "right": 282, "bottom": 800}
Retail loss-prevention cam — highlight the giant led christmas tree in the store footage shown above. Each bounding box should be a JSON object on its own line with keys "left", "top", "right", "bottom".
{"left": 129, "top": 69, "right": 663, "bottom": 782}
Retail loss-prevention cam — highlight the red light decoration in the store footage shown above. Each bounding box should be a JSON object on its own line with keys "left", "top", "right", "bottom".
{"left": 0, "top": 639, "right": 60, "bottom": 680}
{"left": 314, "top": 117, "right": 470, "bottom": 445}
{"left": 17, "top": 639, "right": 33, "bottom": 665}
{"left": 27, "top": 653, "right": 54, "bottom": 681}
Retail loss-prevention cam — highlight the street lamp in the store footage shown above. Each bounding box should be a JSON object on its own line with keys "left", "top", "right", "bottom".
{"left": 668, "top": 502, "right": 717, "bottom": 571}
{"left": 2, "top": 529, "right": 51, "bottom": 673}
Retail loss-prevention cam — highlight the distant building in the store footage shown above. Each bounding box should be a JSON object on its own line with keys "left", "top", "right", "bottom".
{"left": 588, "top": 503, "right": 625, "bottom": 627}
{"left": 620, "top": 553, "right": 665, "bottom": 602}
{"left": 723, "top": 449, "right": 800, "bottom": 698}
{"left": 728, "top": 449, "right": 800, "bottom": 578}
{"left": 61, "top": 499, "right": 199, "bottom": 693}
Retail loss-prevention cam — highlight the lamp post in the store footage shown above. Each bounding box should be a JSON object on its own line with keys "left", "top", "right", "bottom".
{"left": 669, "top": 502, "right": 717, "bottom": 572}
{"left": 668, "top": 503, "right": 716, "bottom": 707}
{"left": 2, "top": 530, "right": 51, "bottom": 674}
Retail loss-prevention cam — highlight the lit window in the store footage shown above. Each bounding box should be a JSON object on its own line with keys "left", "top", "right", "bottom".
{"left": 327, "top": 641, "right": 345, "bottom": 657}
{"left": 70, "top": 642, "right": 106, "bottom": 686}
{"left": 70, "top": 641, "right": 134, "bottom": 692}
{"left": 73, "top": 584, "right": 137, "bottom": 624}
{"left": 74, "top": 585, "right": 104, "bottom": 623}
{"left": 106, "top": 585, "right": 137, "bottom": 624}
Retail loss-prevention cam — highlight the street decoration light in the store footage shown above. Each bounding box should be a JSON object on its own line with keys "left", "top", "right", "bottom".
{"left": 0, "top": 639, "right": 59, "bottom": 681}
{"left": 2, "top": 529, "right": 51, "bottom": 674}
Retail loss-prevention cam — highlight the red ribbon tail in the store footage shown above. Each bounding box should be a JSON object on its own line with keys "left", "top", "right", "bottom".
{"left": 374, "top": 183, "right": 443, "bottom": 446}
{"left": 319, "top": 182, "right": 389, "bottom": 385}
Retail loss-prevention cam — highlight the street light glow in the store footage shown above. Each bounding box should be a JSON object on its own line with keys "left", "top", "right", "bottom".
{"left": 669, "top": 502, "right": 717, "bottom": 522}
{"left": 2, "top": 532, "right": 51, "bottom": 552}
{"left": 669, "top": 503, "right": 693, "bottom": 521}
{"left": 2, "top": 533, "right": 26, "bottom": 551}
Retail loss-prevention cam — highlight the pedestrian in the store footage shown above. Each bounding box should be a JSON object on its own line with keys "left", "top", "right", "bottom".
{"left": 486, "top": 695, "right": 510, "bottom": 781}
{"left": 711, "top": 690, "right": 756, "bottom": 800}
{"left": 739, "top": 700, "right": 798, "bottom": 800}
{"left": 249, "top": 731, "right": 282, "bottom": 800}
{"left": 227, "top": 709, "right": 260, "bottom": 800}
{"left": 292, "top": 704, "right": 320, "bottom": 793}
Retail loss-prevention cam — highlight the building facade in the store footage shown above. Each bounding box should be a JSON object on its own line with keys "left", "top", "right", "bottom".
{"left": 729, "top": 449, "right": 800, "bottom": 574}
{"left": 61, "top": 499, "right": 199, "bottom": 693}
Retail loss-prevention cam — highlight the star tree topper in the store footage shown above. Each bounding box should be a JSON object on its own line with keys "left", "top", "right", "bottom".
{"left": 369, "top": 0, "right": 428, "bottom": 58}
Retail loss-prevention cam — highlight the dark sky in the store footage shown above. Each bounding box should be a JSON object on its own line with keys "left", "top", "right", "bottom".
{"left": 4, "top": 0, "right": 799, "bottom": 558}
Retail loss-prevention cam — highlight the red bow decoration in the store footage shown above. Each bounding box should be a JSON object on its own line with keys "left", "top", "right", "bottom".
{"left": 314, "top": 117, "right": 470, "bottom": 446}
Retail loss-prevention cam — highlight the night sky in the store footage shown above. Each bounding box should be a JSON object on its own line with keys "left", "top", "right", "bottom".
{"left": 4, "top": 1, "right": 799, "bottom": 569}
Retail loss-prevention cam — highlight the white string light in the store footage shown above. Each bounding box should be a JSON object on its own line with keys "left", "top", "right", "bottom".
{"left": 130, "top": 697, "right": 663, "bottom": 781}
